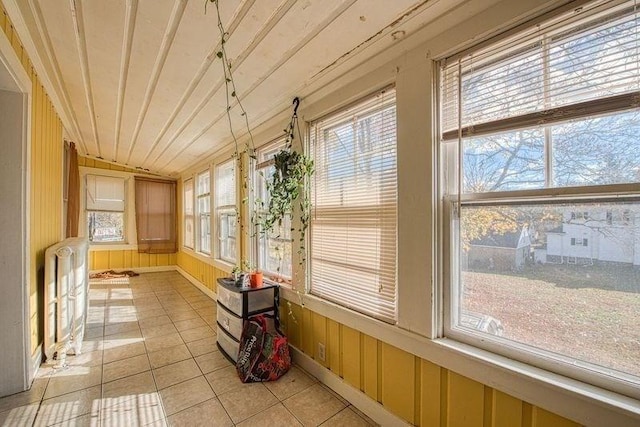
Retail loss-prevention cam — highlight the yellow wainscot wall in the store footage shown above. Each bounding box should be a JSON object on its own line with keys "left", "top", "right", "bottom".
{"left": 1, "top": 6, "right": 64, "bottom": 354}
{"left": 279, "top": 302, "right": 582, "bottom": 427}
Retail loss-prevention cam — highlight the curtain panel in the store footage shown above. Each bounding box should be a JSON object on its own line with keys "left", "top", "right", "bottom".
{"left": 66, "top": 142, "right": 80, "bottom": 237}
{"left": 134, "top": 177, "right": 177, "bottom": 254}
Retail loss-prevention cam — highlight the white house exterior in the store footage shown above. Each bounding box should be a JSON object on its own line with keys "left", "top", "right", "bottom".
{"left": 545, "top": 207, "right": 640, "bottom": 266}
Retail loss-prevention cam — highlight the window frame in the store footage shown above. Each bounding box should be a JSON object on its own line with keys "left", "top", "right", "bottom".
{"left": 196, "top": 169, "right": 211, "bottom": 256}
{"left": 183, "top": 178, "right": 195, "bottom": 249}
{"left": 439, "top": 0, "right": 640, "bottom": 399}
{"left": 308, "top": 87, "right": 399, "bottom": 324}
{"left": 253, "top": 137, "right": 293, "bottom": 281}
{"left": 213, "top": 158, "right": 238, "bottom": 265}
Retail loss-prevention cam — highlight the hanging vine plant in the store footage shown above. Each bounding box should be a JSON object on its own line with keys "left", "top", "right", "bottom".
{"left": 255, "top": 98, "right": 314, "bottom": 264}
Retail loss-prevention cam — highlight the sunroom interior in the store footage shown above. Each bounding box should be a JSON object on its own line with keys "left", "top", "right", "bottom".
{"left": 1, "top": 0, "right": 639, "bottom": 425}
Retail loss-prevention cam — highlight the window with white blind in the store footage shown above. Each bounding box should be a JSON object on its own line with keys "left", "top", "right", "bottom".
{"left": 310, "top": 88, "right": 398, "bottom": 323}
{"left": 441, "top": 0, "right": 640, "bottom": 394}
{"left": 184, "top": 178, "right": 194, "bottom": 249}
{"left": 215, "top": 159, "right": 237, "bottom": 264}
{"left": 196, "top": 171, "right": 211, "bottom": 255}
{"left": 86, "top": 174, "right": 126, "bottom": 243}
{"left": 254, "top": 139, "right": 292, "bottom": 280}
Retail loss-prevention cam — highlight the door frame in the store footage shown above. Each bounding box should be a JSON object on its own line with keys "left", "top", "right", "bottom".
{"left": 0, "top": 25, "right": 33, "bottom": 389}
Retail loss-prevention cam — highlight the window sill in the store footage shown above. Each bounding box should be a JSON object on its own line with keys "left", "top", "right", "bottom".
{"left": 279, "top": 288, "right": 640, "bottom": 426}
{"left": 89, "top": 243, "right": 137, "bottom": 251}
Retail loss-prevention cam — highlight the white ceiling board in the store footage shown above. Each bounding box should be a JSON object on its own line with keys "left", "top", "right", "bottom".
{"left": 8, "top": 0, "right": 519, "bottom": 176}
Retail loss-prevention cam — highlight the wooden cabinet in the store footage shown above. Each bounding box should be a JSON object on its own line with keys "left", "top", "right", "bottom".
{"left": 215, "top": 278, "right": 279, "bottom": 362}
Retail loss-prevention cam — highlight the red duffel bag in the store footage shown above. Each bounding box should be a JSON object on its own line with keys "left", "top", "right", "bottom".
{"left": 236, "top": 315, "right": 291, "bottom": 383}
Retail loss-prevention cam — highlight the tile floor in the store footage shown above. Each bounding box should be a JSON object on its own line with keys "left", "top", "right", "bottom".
{"left": 0, "top": 271, "right": 376, "bottom": 427}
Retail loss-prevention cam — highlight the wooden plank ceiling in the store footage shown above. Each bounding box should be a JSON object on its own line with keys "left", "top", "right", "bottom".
{"left": 12, "top": 0, "right": 462, "bottom": 176}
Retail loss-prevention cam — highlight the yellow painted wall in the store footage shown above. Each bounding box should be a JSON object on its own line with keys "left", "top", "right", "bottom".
{"left": 1, "top": 6, "right": 64, "bottom": 353}
{"left": 79, "top": 156, "right": 177, "bottom": 271}
{"left": 279, "top": 302, "right": 582, "bottom": 427}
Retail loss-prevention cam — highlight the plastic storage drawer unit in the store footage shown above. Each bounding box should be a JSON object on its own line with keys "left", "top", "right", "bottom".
{"left": 216, "top": 324, "right": 240, "bottom": 362}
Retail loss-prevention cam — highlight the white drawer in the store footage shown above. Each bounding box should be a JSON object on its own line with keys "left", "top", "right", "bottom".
{"left": 217, "top": 325, "right": 239, "bottom": 362}
{"left": 216, "top": 304, "right": 243, "bottom": 340}
{"left": 216, "top": 284, "right": 276, "bottom": 317}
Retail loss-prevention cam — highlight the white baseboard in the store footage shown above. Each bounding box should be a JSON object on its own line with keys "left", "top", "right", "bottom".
{"left": 290, "top": 346, "right": 411, "bottom": 427}
{"left": 89, "top": 265, "right": 176, "bottom": 275}
{"left": 175, "top": 266, "right": 217, "bottom": 301}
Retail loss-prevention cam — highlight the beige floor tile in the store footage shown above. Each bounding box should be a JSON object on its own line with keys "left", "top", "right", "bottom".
{"left": 264, "top": 366, "right": 316, "bottom": 401}
{"left": 142, "top": 323, "right": 179, "bottom": 339}
{"left": 179, "top": 325, "right": 215, "bottom": 343}
{"left": 283, "top": 383, "right": 346, "bottom": 426}
{"left": 152, "top": 359, "right": 201, "bottom": 390}
{"left": 101, "top": 391, "right": 165, "bottom": 426}
{"left": 167, "top": 398, "right": 232, "bottom": 427}
{"left": 136, "top": 308, "right": 168, "bottom": 321}
{"left": 103, "top": 341, "right": 146, "bottom": 364}
{"left": 185, "top": 336, "right": 218, "bottom": 357}
{"left": 148, "top": 344, "right": 192, "bottom": 369}
{"left": 0, "top": 377, "right": 48, "bottom": 413}
{"left": 103, "top": 354, "right": 150, "bottom": 383}
{"left": 50, "top": 413, "right": 100, "bottom": 426}
{"left": 34, "top": 385, "right": 101, "bottom": 426}
{"left": 138, "top": 315, "right": 172, "bottom": 330}
{"left": 236, "top": 403, "right": 302, "bottom": 427}
{"left": 102, "top": 371, "right": 156, "bottom": 409}
{"left": 104, "top": 321, "right": 140, "bottom": 337}
{"left": 167, "top": 310, "right": 199, "bottom": 322}
{"left": 204, "top": 365, "right": 243, "bottom": 396}
{"left": 84, "top": 326, "right": 104, "bottom": 340}
{"left": 194, "top": 350, "right": 228, "bottom": 374}
{"left": 189, "top": 300, "right": 216, "bottom": 310}
{"left": 218, "top": 383, "right": 278, "bottom": 423}
{"left": 144, "top": 333, "right": 185, "bottom": 353}
{"left": 44, "top": 365, "right": 103, "bottom": 399}
{"left": 320, "top": 407, "right": 375, "bottom": 426}
{"left": 159, "top": 376, "right": 214, "bottom": 416}
{"left": 102, "top": 329, "right": 143, "bottom": 342}
{"left": 0, "top": 403, "right": 39, "bottom": 426}
{"left": 172, "top": 317, "right": 206, "bottom": 332}
{"left": 67, "top": 350, "right": 104, "bottom": 368}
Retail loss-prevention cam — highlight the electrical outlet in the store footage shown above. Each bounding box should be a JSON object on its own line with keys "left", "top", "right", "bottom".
{"left": 318, "top": 343, "right": 326, "bottom": 362}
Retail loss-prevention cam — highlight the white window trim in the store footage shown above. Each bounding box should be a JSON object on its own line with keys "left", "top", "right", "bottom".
{"left": 195, "top": 168, "right": 212, "bottom": 256}
{"left": 213, "top": 157, "right": 239, "bottom": 268}
{"left": 79, "top": 166, "right": 137, "bottom": 251}
{"left": 182, "top": 177, "right": 194, "bottom": 250}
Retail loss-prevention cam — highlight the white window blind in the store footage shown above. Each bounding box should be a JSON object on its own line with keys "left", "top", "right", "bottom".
{"left": 441, "top": 1, "right": 640, "bottom": 143}
{"left": 215, "top": 159, "right": 237, "bottom": 263}
{"left": 86, "top": 175, "right": 125, "bottom": 212}
{"left": 310, "top": 88, "right": 398, "bottom": 323}
{"left": 184, "top": 178, "right": 194, "bottom": 249}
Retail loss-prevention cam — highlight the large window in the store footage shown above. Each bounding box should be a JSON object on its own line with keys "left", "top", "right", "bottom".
{"left": 441, "top": 0, "right": 640, "bottom": 393}
{"left": 86, "top": 174, "right": 126, "bottom": 243}
{"left": 310, "top": 88, "right": 398, "bottom": 323}
{"left": 183, "top": 178, "right": 194, "bottom": 249}
{"left": 196, "top": 170, "right": 211, "bottom": 254}
{"left": 215, "top": 159, "right": 237, "bottom": 264}
{"left": 254, "top": 139, "right": 292, "bottom": 280}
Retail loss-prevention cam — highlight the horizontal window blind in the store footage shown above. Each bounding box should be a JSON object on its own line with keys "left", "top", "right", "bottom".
{"left": 310, "top": 87, "right": 398, "bottom": 323}
{"left": 215, "top": 159, "right": 236, "bottom": 208}
{"left": 86, "top": 175, "right": 125, "bottom": 212}
{"left": 441, "top": 0, "right": 640, "bottom": 141}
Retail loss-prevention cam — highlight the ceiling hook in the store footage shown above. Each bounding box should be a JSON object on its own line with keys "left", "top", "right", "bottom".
{"left": 292, "top": 97, "right": 300, "bottom": 116}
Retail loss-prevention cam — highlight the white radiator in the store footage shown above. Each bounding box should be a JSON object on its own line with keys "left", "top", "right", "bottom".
{"left": 44, "top": 237, "right": 89, "bottom": 367}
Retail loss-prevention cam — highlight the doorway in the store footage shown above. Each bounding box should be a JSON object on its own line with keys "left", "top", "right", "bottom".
{"left": 0, "top": 31, "right": 31, "bottom": 397}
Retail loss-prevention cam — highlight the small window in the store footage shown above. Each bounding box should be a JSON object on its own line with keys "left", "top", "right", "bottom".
{"left": 215, "top": 159, "right": 237, "bottom": 264}
{"left": 196, "top": 171, "right": 211, "bottom": 254}
{"left": 86, "top": 174, "right": 126, "bottom": 243}
{"left": 310, "top": 88, "right": 398, "bottom": 323}
{"left": 254, "top": 138, "right": 292, "bottom": 280}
